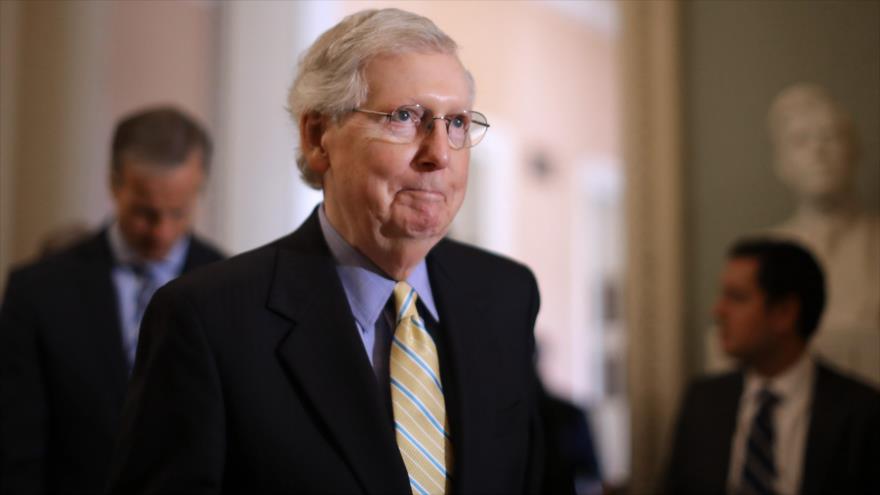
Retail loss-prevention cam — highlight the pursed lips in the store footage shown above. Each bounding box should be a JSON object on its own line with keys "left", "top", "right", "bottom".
{"left": 397, "top": 188, "right": 446, "bottom": 202}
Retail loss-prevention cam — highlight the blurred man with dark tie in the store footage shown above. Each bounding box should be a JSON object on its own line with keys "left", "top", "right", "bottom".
{"left": 107, "top": 8, "right": 544, "bottom": 494}
{"left": 0, "top": 106, "right": 224, "bottom": 493}
{"left": 665, "top": 238, "right": 879, "bottom": 495}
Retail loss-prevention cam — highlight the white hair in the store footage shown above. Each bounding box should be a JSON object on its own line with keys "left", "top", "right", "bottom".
{"left": 288, "top": 8, "right": 474, "bottom": 189}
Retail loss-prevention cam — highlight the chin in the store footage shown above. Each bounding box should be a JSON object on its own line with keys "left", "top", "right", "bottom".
{"left": 141, "top": 247, "right": 170, "bottom": 261}
{"left": 401, "top": 222, "right": 447, "bottom": 240}
{"left": 389, "top": 210, "right": 451, "bottom": 240}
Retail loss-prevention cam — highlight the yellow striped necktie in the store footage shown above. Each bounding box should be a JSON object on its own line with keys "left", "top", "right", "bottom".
{"left": 390, "top": 282, "right": 451, "bottom": 495}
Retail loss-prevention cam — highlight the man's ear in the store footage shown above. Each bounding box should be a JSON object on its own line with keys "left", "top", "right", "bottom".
{"left": 300, "top": 111, "right": 331, "bottom": 175}
{"left": 771, "top": 295, "right": 800, "bottom": 337}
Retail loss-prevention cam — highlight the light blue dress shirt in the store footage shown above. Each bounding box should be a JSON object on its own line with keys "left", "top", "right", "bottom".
{"left": 108, "top": 223, "right": 189, "bottom": 370}
{"left": 317, "top": 205, "right": 440, "bottom": 382}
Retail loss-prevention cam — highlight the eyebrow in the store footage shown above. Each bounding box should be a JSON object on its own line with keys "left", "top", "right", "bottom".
{"left": 403, "top": 102, "right": 473, "bottom": 114}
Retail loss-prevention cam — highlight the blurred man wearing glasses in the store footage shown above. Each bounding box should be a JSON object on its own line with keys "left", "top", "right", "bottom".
{"left": 0, "top": 107, "right": 224, "bottom": 493}
{"left": 109, "top": 9, "right": 544, "bottom": 494}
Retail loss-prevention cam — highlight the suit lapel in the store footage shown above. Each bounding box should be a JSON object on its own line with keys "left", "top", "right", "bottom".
{"left": 268, "top": 213, "right": 409, "bottom": 494}
{"left": 426, "top": 243, "right": 493, "bottom": 493}
{"left": 78, "top": 231, "right": 129, "bottom": 396}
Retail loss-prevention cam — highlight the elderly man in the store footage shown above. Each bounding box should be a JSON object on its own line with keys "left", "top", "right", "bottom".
{"left": 108, "top": 9, "right": 543, "bottom": 494}
{"left": 0, "top": 107, "right": 224, "bottom": 493}
{"left": 665, "top": 239, "right": 879, "bottom": 495}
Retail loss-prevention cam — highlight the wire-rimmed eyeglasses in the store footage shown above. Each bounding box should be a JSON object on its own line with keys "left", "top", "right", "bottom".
{"left": 353, "top": 104, "right": 490, "bottom": 150}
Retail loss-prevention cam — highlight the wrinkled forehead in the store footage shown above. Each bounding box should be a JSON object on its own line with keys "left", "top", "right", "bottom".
{"left": 363, "top": 50, "right": 475, "bottom": 107}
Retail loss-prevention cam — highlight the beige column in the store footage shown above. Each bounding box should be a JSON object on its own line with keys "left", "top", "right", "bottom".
{"left": 620, "top": 1, "right": 685, "bottom": 492}
{"left": 212, "top": 0, "right": 329, "bottom": 255}
{"left": 9, "top": 0, "right": 111, "bottom": 268}
{"left": 0, "top": 0, "right": 22, "bottom": 294}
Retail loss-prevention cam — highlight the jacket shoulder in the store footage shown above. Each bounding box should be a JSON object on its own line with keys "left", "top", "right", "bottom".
{"left": 187, "top": 234, "right": 226, "bottom": 265}
{"left": 690, "top": 370, "right": 743, "bottom": 388}
{"left": 431, "top": 237, "right": 537, "bottom": 286}
{"left": 158, "top": 235, "right": 291, "bottom": 308}
{"left": 3, "top": 232, "right": 108, "bottom": 293}
{"left": 815, "top": 361, "right": 880, "bottom": 409}
{"left": 682, "top": 370, "right": 743, "bottom": 405}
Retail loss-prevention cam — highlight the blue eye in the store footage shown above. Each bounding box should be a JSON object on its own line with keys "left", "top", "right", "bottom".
{"left": 390, "top": 108, "right": 412, "bottom": 123}
{"left": 387, "top": 106, "right": 425, "bottom": 125}
{"left": 450, "top": 115, "right": 467, "bottom": 129}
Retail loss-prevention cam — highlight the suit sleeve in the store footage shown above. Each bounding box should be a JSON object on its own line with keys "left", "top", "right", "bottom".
{"left": 106, "top": 283, "right": 226, "bottom": 494}
{"left": 0, "top": 271, "right": 49, "bottom": 494}
{"left": 522, "top": 270, "right": 548, "bottom": 495}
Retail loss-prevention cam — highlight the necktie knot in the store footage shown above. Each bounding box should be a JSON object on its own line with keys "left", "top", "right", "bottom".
{"left": 758, "top": 388, "right": 780, "bottom": 409}
{"left": 130, "top": 263, "right": 159, "bottom": 283}
{"left": 130, "top": 262, "right": 147, "bottom": 277}
{"left": 393, "top": 281, "right": 419, "bottom": 325}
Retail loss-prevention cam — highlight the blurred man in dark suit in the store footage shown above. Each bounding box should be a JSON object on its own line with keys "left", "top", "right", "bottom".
{"left": 0, "top": 106, "right": 224, "bottom": 493}
{"left": 539, "top": 383, "right": 602, "bottom": 495}
{"left": 107, "top": 8, "right": 543, "bottom": 495}
{"left": 666, "top": 238, "right": 879, "bottom": 495}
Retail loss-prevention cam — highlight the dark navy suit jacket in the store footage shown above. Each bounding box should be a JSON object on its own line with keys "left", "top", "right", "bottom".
{"left": 107, "top": 210, "right": 544, "bottom": 494}
{"left": 0, "top": 230, "right": 224, "bottom": 494}
{"left": 665, "top": 361, "right": 880, "bottom": 495}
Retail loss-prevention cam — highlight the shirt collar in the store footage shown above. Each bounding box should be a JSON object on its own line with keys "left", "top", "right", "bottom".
{"left": 317, "top": 204, "right": 439, "bottom": 331}
{"left": 108, "top": 221, "right": 190, "bottom": 278}
{"left": 744, "top": 351, "right": 815, "bottom": 404}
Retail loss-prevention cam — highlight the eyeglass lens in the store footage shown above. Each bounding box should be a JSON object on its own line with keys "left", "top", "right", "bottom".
{"left": 384, "top": 105, "right": 488, "bottom": 148}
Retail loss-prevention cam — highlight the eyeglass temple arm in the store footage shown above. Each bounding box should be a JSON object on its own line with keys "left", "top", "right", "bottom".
{"left": 352, "top": 108, "right": 390, "bottom": 117}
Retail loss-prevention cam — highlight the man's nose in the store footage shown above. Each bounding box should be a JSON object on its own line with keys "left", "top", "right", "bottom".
{"left": 417, "top": 119, "right": 451, "bottom": 170}
{"left": 149, "top": 216, "right": 176, "bottom": 243}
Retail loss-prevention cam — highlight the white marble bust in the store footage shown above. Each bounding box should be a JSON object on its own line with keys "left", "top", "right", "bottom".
{"left": 766, "top": 83, "right": 879, "bottom": 384}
